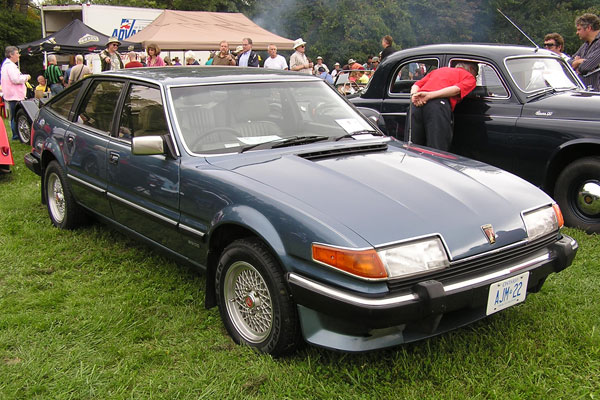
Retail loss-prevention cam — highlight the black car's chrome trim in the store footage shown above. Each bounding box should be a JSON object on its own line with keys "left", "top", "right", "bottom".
{"left": 67, "top": 174, "right": 106, "bottom": 193}
{"left": 106, "top": 192, "right": 178, "bottom": 226}
{"left": 291, "top": 250, "right": 550, "bottom": 307}
{"left": 179, "top": 224, "right": 206, "bottom": 237}
{"left": 381, "top": 112, "right": 407, "bottom": 116}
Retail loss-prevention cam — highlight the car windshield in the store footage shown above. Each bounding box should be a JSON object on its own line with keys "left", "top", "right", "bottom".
{"left": 506, "top": 57, "right": 580, "bottom": 93}
{"left": 170, "top": 80, "right": 375, "bottom": 154}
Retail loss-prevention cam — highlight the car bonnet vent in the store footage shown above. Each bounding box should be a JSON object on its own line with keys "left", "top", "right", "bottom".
{"left": 299, "top": 143, "right": 388, "bottom": 160}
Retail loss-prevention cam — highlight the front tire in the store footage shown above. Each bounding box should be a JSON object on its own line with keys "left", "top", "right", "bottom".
{"left": 44, "top": 161, "right": 85, "bottom": 229}
{"left": 16, "top": 109, "right": 31, "bottom": 144}
{"left": 215, "top": 238, "right": 300, "bottom": 356}
{"left": 555, "top": 157, "right": 600, "bottom": 233}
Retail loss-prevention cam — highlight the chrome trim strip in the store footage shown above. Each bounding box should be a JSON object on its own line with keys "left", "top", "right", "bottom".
{"left": 179, "top": 223, "right": 206, "bottom": 237}
{"left": 67, "top": 174, "right": 106, "bottom": 193}
{"left": 290, "top": 251, "right": 551, "bottom": 308}
{"left": 106, "top": 192, "right": 177, "bottom": 226}
{"left": 288, "top": 273, "right": 417, "bottom": 306}
{"left": 444, "top": 253, "right": 550, "bottom": 293}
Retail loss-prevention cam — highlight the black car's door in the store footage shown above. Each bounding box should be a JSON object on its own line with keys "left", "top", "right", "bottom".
{"left": 106, "top": 82, "right": 181, "bottom": 250}
{"left": 379, "top": 57, "right": 441, "bottom": 140}
{"left": 66, "top": 79, "right": 124, "bottom": 217}
{"left": 451, "top": 58, "right": 522, "bottom": 173}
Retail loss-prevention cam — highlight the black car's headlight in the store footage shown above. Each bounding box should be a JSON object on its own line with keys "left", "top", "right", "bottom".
{"left": 522, "top": 203, "right": 563, "bottom": 241}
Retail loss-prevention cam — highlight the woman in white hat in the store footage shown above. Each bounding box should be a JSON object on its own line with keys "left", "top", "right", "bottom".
{"left": 100, "top": 37, "right": 124, "bottom": 71}
{"left": 289, "top": 38, "right": 312, "bottom": 74}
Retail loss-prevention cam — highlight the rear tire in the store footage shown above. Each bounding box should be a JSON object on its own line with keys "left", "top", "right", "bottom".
{"left": 16, "top": 109, "right": 31, "bottom": 144}
{"left": 44, "top": 160, "right": 85, "bottom": 229}
{"left": 215, "top": 238, "right": 301, "bottom": 356}
{"left": 554, "top": 157, "right": 600, "bottom": 233}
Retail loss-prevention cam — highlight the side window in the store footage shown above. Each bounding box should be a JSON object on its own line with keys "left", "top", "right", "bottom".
{"left": 118, "top": 84, "right": 166, "bottom": 140}
{"left": 390, "top": 59, "right": 439, "bottom": 94}
{"left": 450, "top": 59, "right": 509, "bottom": 98}
{"left": 48, "top": 86, "right": 81, "bottom": 119}
{"left": 76, "top": 80, "right": 124, "bottom": 134}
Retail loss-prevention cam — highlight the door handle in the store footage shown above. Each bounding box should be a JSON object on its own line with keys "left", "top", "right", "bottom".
{"left": 109, "top": 151, "right": 120, "bottom": 164}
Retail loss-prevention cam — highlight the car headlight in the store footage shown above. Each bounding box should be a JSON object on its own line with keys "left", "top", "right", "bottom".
{"left": 312, "top": 236, "right": 450, "bottom": 280}
{"left": 377, "top": 237, "right": 449, "bottom": 278}
{"left": 522, "top": 204, "right": 562, "bottom": 241}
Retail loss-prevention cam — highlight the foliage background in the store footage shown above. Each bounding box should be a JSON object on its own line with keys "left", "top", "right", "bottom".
{"left": 2, "top": 0, "right": 600, "bottom": 70}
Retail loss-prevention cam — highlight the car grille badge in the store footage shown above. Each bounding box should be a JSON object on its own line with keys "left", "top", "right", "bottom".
{"left": 481, "top": 224, "right": 496, "bottom": 244}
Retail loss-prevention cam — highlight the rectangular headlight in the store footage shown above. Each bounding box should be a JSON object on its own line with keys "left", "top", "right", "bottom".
{"left": 377, "top": 237, "right": 449, "bottom": 278}
{"left": 523, "top": 205, "right": 559, "bottom": 241}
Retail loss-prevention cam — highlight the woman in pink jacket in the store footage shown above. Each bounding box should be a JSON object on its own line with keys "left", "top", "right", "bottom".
{"left": 1, "top": 46, "right": 30, "bottom": 141}
{"left": 146, "top": 43, "right": 165, "bottom": 67}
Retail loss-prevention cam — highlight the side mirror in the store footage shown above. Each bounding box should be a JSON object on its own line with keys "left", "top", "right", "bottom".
{"left": 132, "top": 135, "right": 165, "bottom": 155}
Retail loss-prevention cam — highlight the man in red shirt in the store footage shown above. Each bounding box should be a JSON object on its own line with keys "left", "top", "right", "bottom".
{"left": 408, "top": 62, "right": 478, "bottom": 151}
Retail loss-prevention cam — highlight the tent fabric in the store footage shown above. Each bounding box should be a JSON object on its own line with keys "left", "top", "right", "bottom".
{"left": 18, "top": 19, "right": 142, "bottom": 55}
{"left": 127, "top": 10, "right": 295, "bottom": 51}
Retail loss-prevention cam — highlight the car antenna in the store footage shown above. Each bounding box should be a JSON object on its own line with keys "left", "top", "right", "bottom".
{"left": 497, "top": 9, "right": 540, "bottom": 52}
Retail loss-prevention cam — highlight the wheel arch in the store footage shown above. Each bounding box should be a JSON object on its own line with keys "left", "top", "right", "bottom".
{"left": 39, "top": 149, "right": 59, "bottom": 204}
{"left": 544, "top": 139, "right": 600, "bottom": 195}
{"left": 203, "top": 205, "right": 287, "bottom": 309}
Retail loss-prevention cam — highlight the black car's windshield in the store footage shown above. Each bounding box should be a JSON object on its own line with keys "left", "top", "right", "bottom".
{"left": 506, "top": 57, "right": 580, "bottom": 94}
{"left": 170, "top": 80, "right": 376, "bottom": 154}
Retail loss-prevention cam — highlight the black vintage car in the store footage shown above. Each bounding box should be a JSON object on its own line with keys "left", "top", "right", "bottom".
{"left": 350, "top": 44, "right": 600, "bottom": 233}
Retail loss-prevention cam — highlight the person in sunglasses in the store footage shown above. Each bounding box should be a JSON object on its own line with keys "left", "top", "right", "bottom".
{"left": 544, "top": 33, "right": 571, "bottom": 63}
{"left": 290, "top": 38, "right": 313, "bottom": 74}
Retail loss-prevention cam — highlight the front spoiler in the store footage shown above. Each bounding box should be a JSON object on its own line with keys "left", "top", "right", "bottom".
{"left": 287, "top": 234, "right": 578, "bottom": 352}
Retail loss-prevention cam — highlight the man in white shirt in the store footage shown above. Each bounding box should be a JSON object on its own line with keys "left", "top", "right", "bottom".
{"left": 263, "top": 44, "right": 288, "bottom": 69}
{"left": 313, "top": 56, "right": 329, "bottom": 75}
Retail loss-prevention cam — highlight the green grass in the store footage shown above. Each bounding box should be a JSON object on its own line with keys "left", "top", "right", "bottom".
{"left": 1, "top": 120, "right": 599, "bottom": 399}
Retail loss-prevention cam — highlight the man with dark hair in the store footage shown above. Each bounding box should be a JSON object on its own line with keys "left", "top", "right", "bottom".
{"left": 544, "top": 33, "right": 570, "bottom": 62}
{"left": 571, "top": 13, "right": 600, "bottom": 91}
{"left": 1, "top": 46, "right": 30, "bottom": 140}
{"left": 408, "top": 62, "right": 478, "bottom": 151}
{"left": 380, "top": 35, "right": 396, "bottom": 61}
{"left": 236, "top": 37, "right": 259, "bottom": 67}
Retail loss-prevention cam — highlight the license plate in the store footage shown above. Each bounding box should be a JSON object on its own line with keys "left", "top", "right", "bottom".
{"left": 486, "top": 272, "right": 529, "bottom": 316}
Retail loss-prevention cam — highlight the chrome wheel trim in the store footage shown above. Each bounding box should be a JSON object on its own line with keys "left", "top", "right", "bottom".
{"left": 47, "top": 172, "right": 65, "bottom": 224}
{"left": 224, "top": 260, "right": 273, "bottom": 343}
{"left": 17, "top": 115, "right": 30, "bottom": 143}
{"left": 577, "top": 181, "right": 600, "bottom": 217}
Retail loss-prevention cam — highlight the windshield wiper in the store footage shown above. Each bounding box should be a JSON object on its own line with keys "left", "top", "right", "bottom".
{"left": 240, "top": 135, "right": 329, "bottom": 153}
{"left": 334, "top": 129, "right": 382, "bottom": 141}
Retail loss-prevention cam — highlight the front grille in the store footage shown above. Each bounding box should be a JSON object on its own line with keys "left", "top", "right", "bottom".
{"left": 387, "top": 234, "right": 557, "bottom": 293}
{"left": 299, "top": 143, "right": 388, "bottom": 160}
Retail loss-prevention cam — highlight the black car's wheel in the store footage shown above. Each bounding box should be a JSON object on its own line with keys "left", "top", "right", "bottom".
{"left": 555, "top": 157, "right": 600, "bottom": 233}
{"left": 16, "top": 109, "right": 31, "bottom": 144}
{"left": 215, "top": 238, "right": 300, "bottom": 356}
{"left": 44, "top": 161, "right": 85, "bottom": 229}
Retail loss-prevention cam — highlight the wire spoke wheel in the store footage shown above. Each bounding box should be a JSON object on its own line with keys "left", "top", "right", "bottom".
{"left": 47, "top": 171, "right": 66, "bottom": 224}
{"left": 224, "top": 261, "right": 273, "bottom": 343}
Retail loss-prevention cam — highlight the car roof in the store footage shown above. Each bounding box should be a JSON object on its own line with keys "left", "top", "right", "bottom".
{"left": 100, "top": 66, "right": 321, "bottom": 86}
{"left": 384, "top": 43, "right": 559, "bottom": 63}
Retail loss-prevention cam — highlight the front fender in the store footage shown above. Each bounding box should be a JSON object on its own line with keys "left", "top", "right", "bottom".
{"left": 545, "top": 138, "right": 600, "bottom": 192}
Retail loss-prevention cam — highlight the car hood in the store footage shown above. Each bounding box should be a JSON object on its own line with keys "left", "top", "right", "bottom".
{"left": 523, "top": 90, "right": 600, "bottom": 120}
{"left": 206, "top": 142, "right": 554, "bottom": 260}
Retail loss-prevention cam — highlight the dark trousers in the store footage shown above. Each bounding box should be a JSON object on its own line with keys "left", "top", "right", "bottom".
{"left": 8, "top": 100, "right": 18, "bottom": 140}
{"left": 408, "top": 98, "right": 452, "bottom": 151}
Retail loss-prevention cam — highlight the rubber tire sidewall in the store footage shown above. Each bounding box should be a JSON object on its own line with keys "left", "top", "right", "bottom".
{"left": 555, "top": 156, "right": 600, "bottom": 233}
{"left": 16, "top": 109, "right": 31, "bottom": 144}
{"left": 44, "top": 160, "right": 84, "bottom": 230}
{"left": 215, "top": 238, "right": 300, "bottom": 356}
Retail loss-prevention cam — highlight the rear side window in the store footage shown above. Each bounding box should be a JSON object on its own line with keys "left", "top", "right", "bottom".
{"left": 76, "top": 80, "right": 124, "bottom": 134}
{"left": 47, "top": 86, "right": 81, "bottom": 119}
{"left": 390, "top": 59, "right": 439, "bottom": 94}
